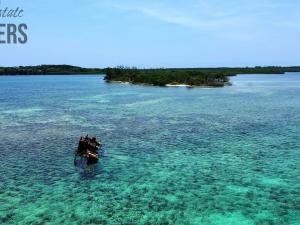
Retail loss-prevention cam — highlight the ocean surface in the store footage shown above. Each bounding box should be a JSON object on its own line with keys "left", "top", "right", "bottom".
{"left": 0, "top": 74, "right": 299, "bottom": 225}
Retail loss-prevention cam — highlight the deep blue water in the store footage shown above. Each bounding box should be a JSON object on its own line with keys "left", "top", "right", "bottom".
{"left": 0, "top": 74, "right": 300, "bottom": 225}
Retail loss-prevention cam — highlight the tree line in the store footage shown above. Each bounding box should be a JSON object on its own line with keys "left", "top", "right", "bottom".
{"left": 0, "top": 65, "right": 101, "bottom": 75}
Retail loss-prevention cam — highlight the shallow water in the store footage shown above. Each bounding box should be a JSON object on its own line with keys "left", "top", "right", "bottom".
{"left": 0, "top": 73, "right": 299, "bottom": 225}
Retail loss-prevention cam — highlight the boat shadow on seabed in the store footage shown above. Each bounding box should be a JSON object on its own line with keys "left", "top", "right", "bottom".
{"left": 74, "top": 135, "right": 104, "bottom": 177}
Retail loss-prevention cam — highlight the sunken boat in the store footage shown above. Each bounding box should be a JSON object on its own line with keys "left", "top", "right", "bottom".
{"left": 76, "top": 135, "right": 101, "bottom": 165}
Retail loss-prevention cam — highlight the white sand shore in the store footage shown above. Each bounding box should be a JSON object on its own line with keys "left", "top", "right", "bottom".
{"left": 109, "top": 81, "right": 131, "bottom": 84}
{"left": 109, "top": 81, "right": 193, "bottom": 87}
{"left": 165, "top": 84, "right": 192, "bottom": 87}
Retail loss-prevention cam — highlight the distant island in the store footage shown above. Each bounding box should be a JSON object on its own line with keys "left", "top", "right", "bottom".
{"left": 0, "top": 65, "right": 101, "bottom": 75}
{"left": 1, "top": 65, "right": 300, "bottom": 87}
{"left": 104, "top": 66, "right": 300, "bottom": 87}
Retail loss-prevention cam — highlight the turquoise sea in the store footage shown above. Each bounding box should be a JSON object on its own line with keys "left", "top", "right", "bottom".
{"left": 0, "top": 74, "right": 299, "bottom": 225}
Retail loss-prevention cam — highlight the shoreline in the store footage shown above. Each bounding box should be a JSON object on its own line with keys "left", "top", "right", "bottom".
{"left": 106, "top": 80, "right": 230, "bottom": 88}
{"left": 165, "top": 84, "right": 192, "bottom": 87}
{"left": 108, "top": 81, "right": 192, "bottom": 87}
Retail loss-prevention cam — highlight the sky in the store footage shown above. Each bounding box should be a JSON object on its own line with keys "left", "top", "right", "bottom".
{"left": 1, "top": 0, "right": 300, "bottom": 68}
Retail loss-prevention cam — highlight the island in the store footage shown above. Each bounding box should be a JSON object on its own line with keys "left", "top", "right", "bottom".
{"left": 103, "top": 66, "right": 300, "bottom": 87}
{"left": 0, "top": 65, "right": 101, "bottom": 75}
{"left": 104, "top": 67, "right": 230, "bottom": 87}
{"left": 1, "top": 65, "right": 300, "bottom": 87}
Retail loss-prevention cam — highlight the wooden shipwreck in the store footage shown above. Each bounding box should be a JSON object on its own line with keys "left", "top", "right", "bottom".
{"left": 76, "top": 135, "right": 101, "bottom": 165}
